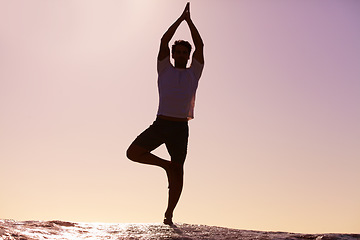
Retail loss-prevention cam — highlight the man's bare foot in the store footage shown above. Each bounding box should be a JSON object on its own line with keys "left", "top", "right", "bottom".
{"left": 163, "top": 217, "right": 173, "bottom": 225}
{"left": 164, "top": 210, "right": 173, "bottom": 225}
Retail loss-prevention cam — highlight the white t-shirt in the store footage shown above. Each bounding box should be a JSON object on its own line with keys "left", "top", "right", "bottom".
{"left": 157, "top": 56, "right": 204, "bottom": 119}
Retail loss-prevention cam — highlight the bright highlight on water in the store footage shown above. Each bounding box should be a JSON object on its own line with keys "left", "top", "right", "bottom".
{"left": 1, "top": 220, "right": 359, "bottom": 240}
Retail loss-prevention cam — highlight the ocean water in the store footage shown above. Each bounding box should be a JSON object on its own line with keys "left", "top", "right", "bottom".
{"left": 0, "top": 220, "right": 359, "bottom": 240}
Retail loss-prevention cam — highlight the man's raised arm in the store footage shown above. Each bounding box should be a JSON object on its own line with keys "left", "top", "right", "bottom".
{"left": 158, "top": 4, "right": 189, "bottom": 61}
{"left": 184, "top": 3, "right": 204, "bottom": 64}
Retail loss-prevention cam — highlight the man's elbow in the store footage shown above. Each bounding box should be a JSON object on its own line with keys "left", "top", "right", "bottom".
{"left": 160, "top": 36, "right": 171, "bottom": 45}
{"left": 195, "top": 41, "right": 204, "bottom": 49}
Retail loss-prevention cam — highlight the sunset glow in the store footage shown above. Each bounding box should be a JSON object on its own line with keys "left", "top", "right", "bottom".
{"left": 1, "top": 0, "right": 359, "bottom": 234}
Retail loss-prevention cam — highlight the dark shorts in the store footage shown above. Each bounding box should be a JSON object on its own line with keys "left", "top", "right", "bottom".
{"left": 131, "top": 116, "right": 189, "bottom": 165}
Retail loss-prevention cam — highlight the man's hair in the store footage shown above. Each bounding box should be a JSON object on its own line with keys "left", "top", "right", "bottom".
{"left": 171, "top": 40, "right": 192, "bottom": 55}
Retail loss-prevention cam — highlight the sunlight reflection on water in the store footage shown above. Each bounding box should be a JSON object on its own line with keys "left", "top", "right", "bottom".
{"left": 0, "top": 220, "right": 359, "bottom": 240}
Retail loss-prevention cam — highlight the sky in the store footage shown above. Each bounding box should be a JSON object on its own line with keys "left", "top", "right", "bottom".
{"left": 1, "top": 0, "right": 359, "bottom": 234}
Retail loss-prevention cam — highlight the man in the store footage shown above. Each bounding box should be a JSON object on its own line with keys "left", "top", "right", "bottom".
{"left": 126, "top": 2, "right": 204, "bottom": 225}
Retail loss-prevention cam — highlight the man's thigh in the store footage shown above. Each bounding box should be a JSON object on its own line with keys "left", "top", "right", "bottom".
{"left": 131, "top": 122, "right": 165, "bottom": 152}
{"left": 165, "top": 124, "right": 189, "bottom": 165}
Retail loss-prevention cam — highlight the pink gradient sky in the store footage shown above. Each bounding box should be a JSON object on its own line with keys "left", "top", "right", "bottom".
{"left": 1, "top": 0, "right": 359, "bottom": 234}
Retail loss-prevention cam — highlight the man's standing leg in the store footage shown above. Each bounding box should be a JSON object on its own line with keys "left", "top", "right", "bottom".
{"left": 164, "top": 162, "right": 184, "bottom": 225}
{"left": 163, "top": 122, "right": 189, "bottom": 225}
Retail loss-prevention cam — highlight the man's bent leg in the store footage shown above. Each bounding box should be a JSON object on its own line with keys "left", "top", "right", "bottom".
{"left": 127, "top": 119, "right": 171, "bottom": 169}
{"left": 127, "top": 143, "right": 170, "bottom": 170}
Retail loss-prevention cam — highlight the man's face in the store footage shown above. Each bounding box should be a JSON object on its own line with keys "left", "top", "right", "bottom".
{"left": 172, "top": 45, "right": 190, "bottom": 66}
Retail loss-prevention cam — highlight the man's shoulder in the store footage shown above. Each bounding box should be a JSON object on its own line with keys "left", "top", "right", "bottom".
{"left": 189, "top": 59, "right": 204, "bottom": 80}
{"left": 157, "top": 56, "right": 172, "bottom": 74}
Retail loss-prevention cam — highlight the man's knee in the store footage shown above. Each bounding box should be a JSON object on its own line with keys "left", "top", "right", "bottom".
{"left": 126, "top": 144, "right": 147, "bottom": 161}
{"left": 126, "top": 144, "right": 137, "bottom": 161}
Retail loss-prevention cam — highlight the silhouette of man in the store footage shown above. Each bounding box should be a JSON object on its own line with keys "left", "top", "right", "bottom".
{"left": 126, "top": 2, "right": 204, "bottom": 225}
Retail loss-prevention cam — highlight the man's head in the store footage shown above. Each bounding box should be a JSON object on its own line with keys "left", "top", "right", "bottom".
{"left": 172, "top": 40, "right": 192, "bottom": 68}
